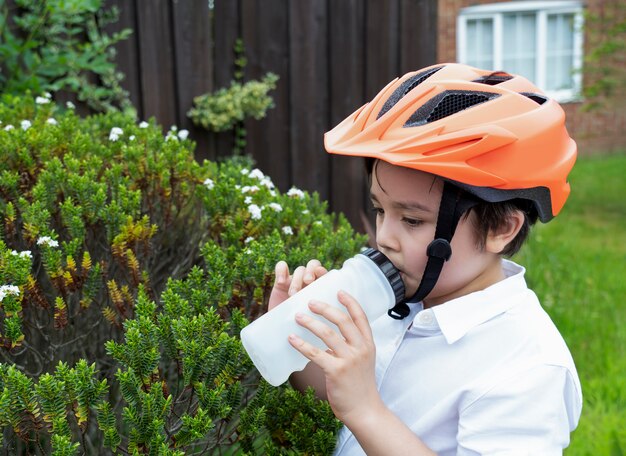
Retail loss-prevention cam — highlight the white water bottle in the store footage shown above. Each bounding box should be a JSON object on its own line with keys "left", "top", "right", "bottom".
{"left": 240, "top": 248, "right": 405, "bottom": 386}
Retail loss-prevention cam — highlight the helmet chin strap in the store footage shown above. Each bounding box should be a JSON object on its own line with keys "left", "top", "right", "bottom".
{"left": 388, "top": 182, "right": 481, "bottom": 320}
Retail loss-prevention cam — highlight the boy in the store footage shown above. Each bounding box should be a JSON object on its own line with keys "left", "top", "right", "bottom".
{"left": 268, "top": 63, "right": 582, "bottom": 455}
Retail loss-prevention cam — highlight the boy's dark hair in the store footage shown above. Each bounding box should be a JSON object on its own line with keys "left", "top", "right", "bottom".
{"left": 466, "top": 199, "right": 538, "bottom": 257}
{"left": 365, "top": 158, "right": 538, "bottom": 257}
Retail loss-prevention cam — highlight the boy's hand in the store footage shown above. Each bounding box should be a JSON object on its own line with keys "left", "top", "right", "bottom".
{"left": 288, "top": 290, "right": 381, "bottom": 426}
{"left": 268, "top": 259, "right": 330, "bottom": 399}
{"left": 268, "top": 259, "right": 328, "bottom": 311}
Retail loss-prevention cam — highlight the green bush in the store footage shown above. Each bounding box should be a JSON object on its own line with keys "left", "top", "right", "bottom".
{"left": 187, "top": 73, "right": 279, "bottom": 133}
{"left": 0, "top": 93, "right": 366, "bottom": 454}
{"left": 0, "top": 0, "right": 132, "bottom": 113}
{"left": 186, "top": 38, "right": 277, "bottom": 155}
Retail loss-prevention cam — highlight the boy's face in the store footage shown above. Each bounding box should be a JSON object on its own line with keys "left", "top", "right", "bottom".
{"left": 370, "top": 160, "right": 504, "bottom": 307}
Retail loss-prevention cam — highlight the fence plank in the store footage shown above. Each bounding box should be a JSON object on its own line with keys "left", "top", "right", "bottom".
{"left": 288, "top": 0, "right": 330, "bottom": 199}
{"left": 136, "top": 0, "right": 178, "bottom": 129}
{"left": 104, "top": 0, "right": 143, "bottom": 114}
{"left": 212, "top": 0, "right": 241, "bottom": 159}
{"left": 241, "top": 0, "right": 291, "bottom": 191}
{"left": 400, "top": 0, "right": 438, "bottom": 73}
{"left": 172, "top": 0, "right": 213, "bottom": 158}
{"left": 365, "top": 0, "right": 401, "bottom": 99}
{"left": 328, "top": 0, "right": 369, "bottom": 231}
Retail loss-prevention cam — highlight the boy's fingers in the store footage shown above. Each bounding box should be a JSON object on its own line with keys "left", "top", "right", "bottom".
{"left": 314, "top": 265, "right": 328, "bottom": 279}
{"left": 289, "top": 266, "right": 306, "bottom": 295}
{"left": 274, "top": 261, "right": 289, "bottom": 286}
{"left": 306, "top": 299, "right": 364, "bottom": 347}
{"left": 294, "top": 308, "right": 351, "bottom": 357}
{"left": 288, "top": 333, "right": 333, "bottom": 368}
{"left": 338, "top": 290, "right": 374, "bottom": 340}
{"left": 269, "top": 261, "right": 292, "bottom": 311}
{"left": 304, "top": 259, "right": 323, "bottom": 283}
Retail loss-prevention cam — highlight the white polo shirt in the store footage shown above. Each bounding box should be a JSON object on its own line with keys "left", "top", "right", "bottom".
{"left": 334, "top": 260, "right": 582, "bottom": 455}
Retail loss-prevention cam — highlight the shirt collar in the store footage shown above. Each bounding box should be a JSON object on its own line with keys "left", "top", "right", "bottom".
{"left": 411, "top": 260, "right": 529, "bottom": 344}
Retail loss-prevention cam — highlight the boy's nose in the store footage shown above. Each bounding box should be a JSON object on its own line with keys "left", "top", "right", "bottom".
{"left": 376, "top": 219, "right": 400, "bottom": 253}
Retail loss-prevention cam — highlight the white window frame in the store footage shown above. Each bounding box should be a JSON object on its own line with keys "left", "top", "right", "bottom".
{"left": 457, "top": 1, "right": 584, "bottom": 103}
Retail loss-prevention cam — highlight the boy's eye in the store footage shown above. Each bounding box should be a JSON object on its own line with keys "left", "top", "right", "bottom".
{"left": 403, "top": 217, "right": 422, "bottom": 227}
{"left": 371, "top": 207, "right": 384, "bottom": 216}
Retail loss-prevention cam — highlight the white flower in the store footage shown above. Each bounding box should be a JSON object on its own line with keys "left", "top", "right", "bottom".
{"left": 235, "top": 185, "right": 241, "bottom": 190}
{"left": 44, "top": 92, "right": 52, "bottom": 99}
{"left": 0, "top": 285, "right": 20, "bottom": 302}
{"left": 282, "top": 226, "right": 293, "bottom": 235}
{"left": 245, "top": 248, "right": 253, "bottom": 255}
{"left": 37, "top": 236, "right": 59, "bottom": 248}
{"left": 270, "top": 190, "right": 276, "bottom": 197}
{"left": 248, "top": 204, "right": 262, "bottom": 220}
{"left": 109, "top": 127, "right": 123, "bottom": 141}
{"left": 46, "top": 118, "right": 58, "bottom": 125}
{"left": 165, "top": 132, "right": 178, "bottom": 141}
{"left": 287, "top": 187, "right": 305, "bottom": 199}
{"left": 204, "top": 178, "right": 215, "bottom": 189}
{"left": 139, "top": 121, "right": 149, "bottom": 128}
{"left": 244, "top": 196, "right": 252, "bottom": 204}
{"left": 11, "top": 250, "right": 32, "bottom": 259}
{"left": 268, "top": 203, "right": 282, "bottom": 212}
{"left": 244, "top": 236, "right": 254, "bottom": 244}
{"left": 249, "top": 168, "right": 265, "bottom": 180}
{"left": 21, "top": 120, "right": 31, "bottom": 131}
{"left": 241, "top": 185, "right": 259, "bottom": 194}
{"left": 240, "top": 169, "right": 250, "bottom": 175}
{"left": 66, "top": 101, "right": 75, "bottom": 109}
{"left": 302, "top": 209, "right": 310, "bottom": 214}
{"left": 314, "top": 221, "right": 323, "bottom": 226}
{"left": 260, "top": 177, "right": 275, "bottom": 189}
{"left": 35, "top": 96, "right": 50, "bottom": 105}
{"left": 129, "top": 135, "right": 136, "bottom": 141}
{"left": 4, "top": 125, "right": 14, "bottom": 131}
{"left": 177, "top": 129, "right": 189, "bottom": 140}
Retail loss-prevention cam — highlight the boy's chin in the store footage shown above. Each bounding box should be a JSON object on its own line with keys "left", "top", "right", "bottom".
{"left": 402, "top": 283, "right": 419, "bottom": 301}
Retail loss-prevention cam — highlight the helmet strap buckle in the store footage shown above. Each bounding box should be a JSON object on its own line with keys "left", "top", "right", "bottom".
{"left": 426, "top": 238, "right": 452, "bottom": 261}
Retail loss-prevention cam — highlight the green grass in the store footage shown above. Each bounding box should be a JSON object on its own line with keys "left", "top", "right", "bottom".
{"left": 514, "top": 153, "right": 626, "bottom": 454}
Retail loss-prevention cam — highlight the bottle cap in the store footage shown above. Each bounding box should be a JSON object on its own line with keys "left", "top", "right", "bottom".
{"left": 359, "top": 248, "right": 405, "bottom": 305}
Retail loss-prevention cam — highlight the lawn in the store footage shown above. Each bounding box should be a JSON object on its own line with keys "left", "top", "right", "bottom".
{"left": 514, "top": 153, "right": 626, "bottom": 454}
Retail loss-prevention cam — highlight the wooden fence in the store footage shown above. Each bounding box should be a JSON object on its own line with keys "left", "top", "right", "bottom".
{"left": 105, "top": 0, "right": 439, "bottom": 231}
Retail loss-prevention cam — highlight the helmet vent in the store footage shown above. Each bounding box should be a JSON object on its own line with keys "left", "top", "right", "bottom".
{"left": 472, "top": 72, "right": 513, "bottom": 86}
{"left": 520, "top": 92, "right": 548, "bottom": 105}
{"left": 404, "top": 90, "right": 500, "bottom": 127}
{"left": 377, "top": 66, "right": 443, "bottom": 119}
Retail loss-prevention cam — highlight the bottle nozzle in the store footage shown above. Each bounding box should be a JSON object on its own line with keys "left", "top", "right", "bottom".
{"left": 359, "top": 248, "right": 405, "bottom": 305}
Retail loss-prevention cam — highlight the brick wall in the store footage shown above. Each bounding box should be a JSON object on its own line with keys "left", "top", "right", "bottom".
{"left": 437, "top": 0, "right": 626, "bottom": 155}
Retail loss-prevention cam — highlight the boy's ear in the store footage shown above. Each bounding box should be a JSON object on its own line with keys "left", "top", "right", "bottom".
{"left": 485, "top": 210, "right": 525, "bottom": 254}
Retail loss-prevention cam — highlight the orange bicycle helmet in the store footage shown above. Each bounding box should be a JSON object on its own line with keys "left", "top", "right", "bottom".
{"left": 324, "top": 62, "right": 576, "bottom": 222}
{"left": 324, "top": 63, "right": 577, "bottom": 318}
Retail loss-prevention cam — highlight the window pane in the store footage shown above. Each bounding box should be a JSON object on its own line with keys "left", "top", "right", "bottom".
{"left": 502, "top": 13, "right": 536, "bottom": 81}
{"left": 546, "top": 13, "right": 576, "bottom": 91}
{"left": 465, "top": 18, "right": 494, "bottom": 69}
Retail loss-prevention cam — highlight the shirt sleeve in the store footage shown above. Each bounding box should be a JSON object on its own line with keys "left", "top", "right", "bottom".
{"left": 456, "top": 363, "right": 582, "bottom": 456}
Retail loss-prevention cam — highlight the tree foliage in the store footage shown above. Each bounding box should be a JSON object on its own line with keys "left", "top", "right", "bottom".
{"left": 0, "top": 0, "right": 133, "bottom": 113}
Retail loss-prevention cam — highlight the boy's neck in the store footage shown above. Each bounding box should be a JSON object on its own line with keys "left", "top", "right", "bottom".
{"left": 423, "top": 257, "right": 506, "bottom": 309}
